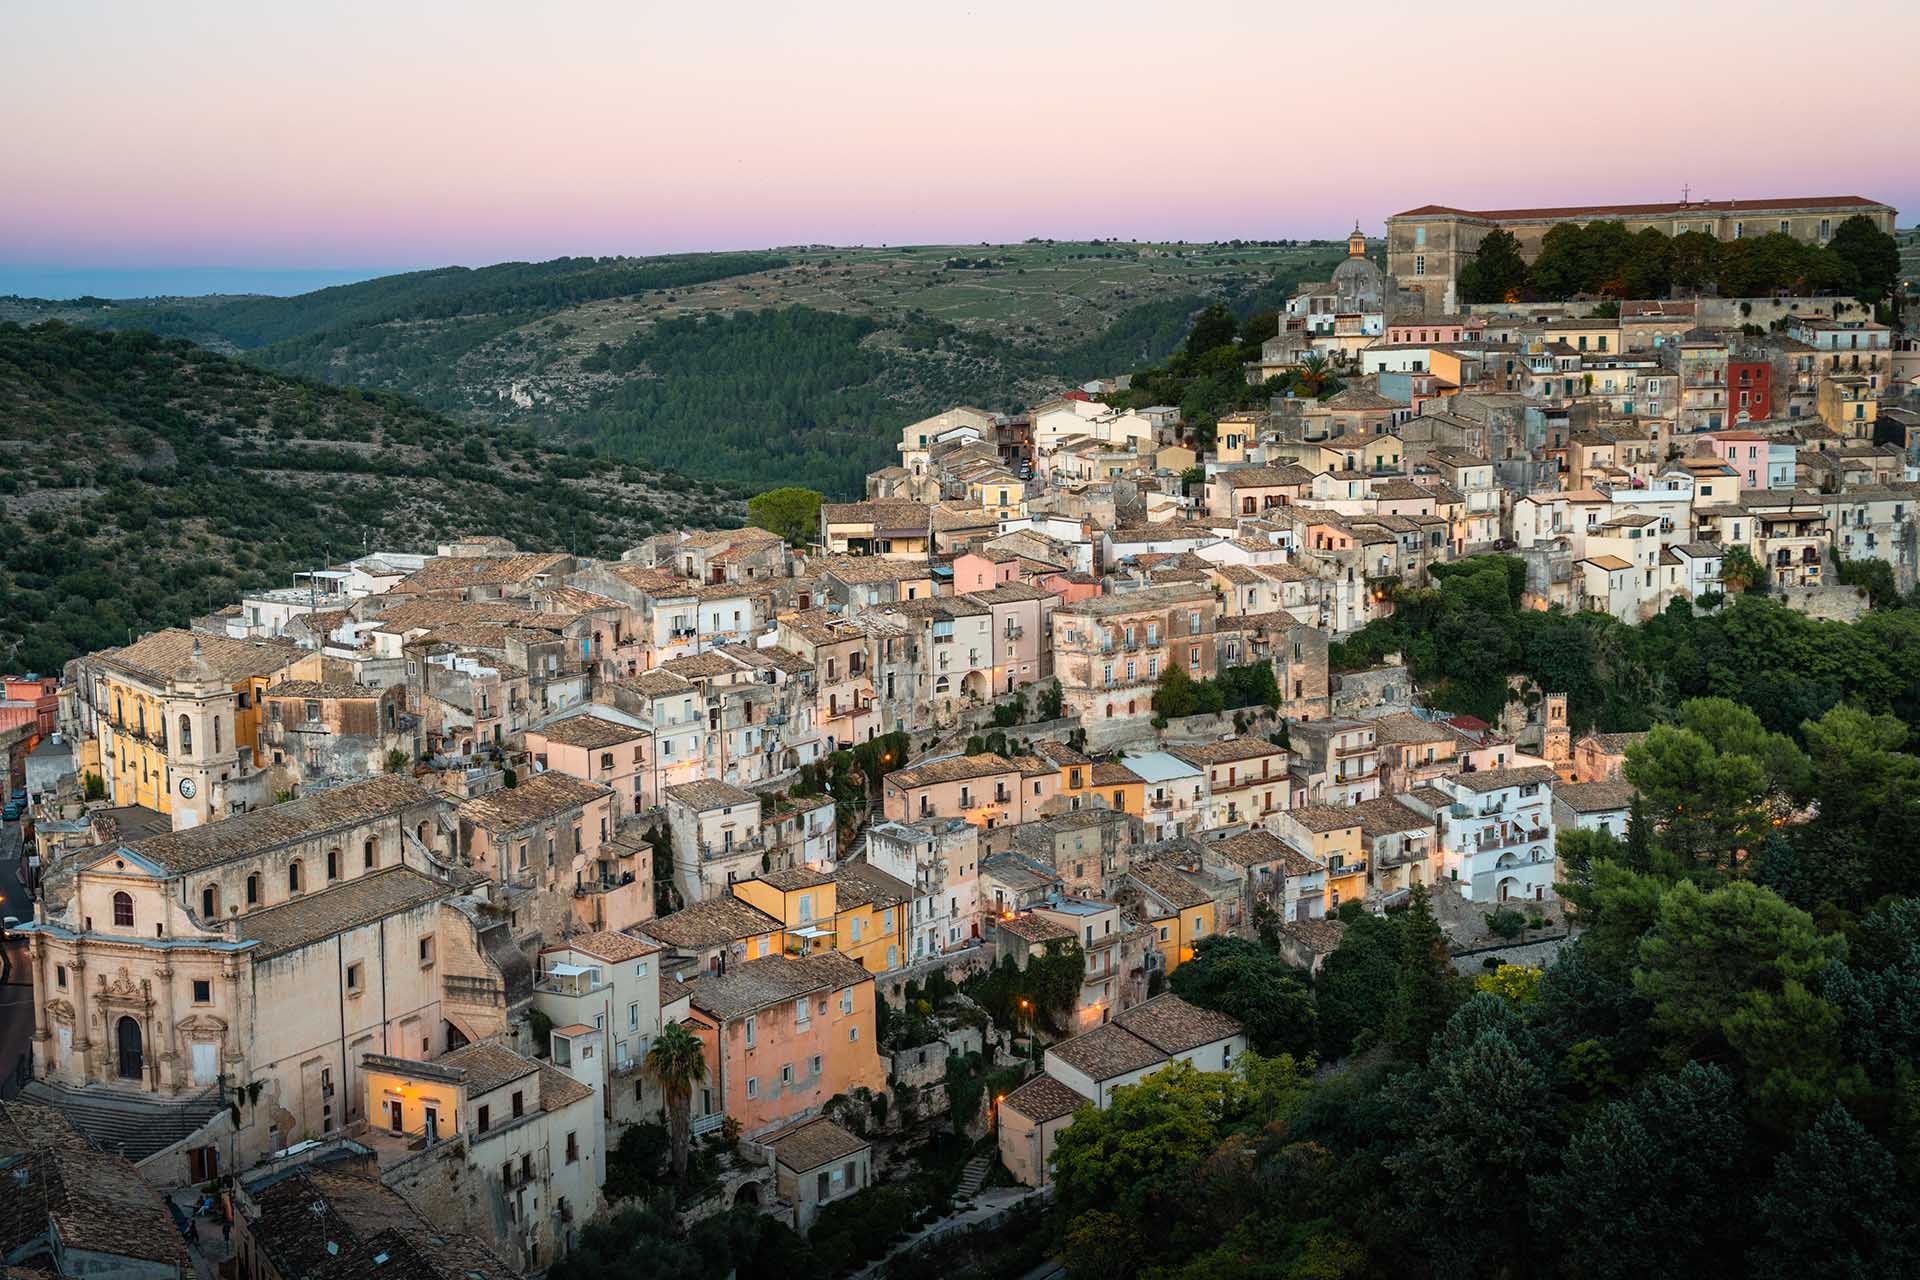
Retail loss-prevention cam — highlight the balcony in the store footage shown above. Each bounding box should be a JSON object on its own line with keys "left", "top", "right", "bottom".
{"left": 1327, "top": 859, "right": 1367, "bottom": 878}
{"left": 1475, "top": 826, "right": 1550, "bottom": 853}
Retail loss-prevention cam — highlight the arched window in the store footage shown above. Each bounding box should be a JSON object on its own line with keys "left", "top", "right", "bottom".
{"left": 112, "top": 891, "right": 134, "bottom": 928}
{"left": 201, "top": 885, "right": 219, "bottom": 919}
{"left": 363, "top": 839, "right": 378, "bottom": 870}
{"left": 212, "top": 716, "right": 222, "bottom": 753}
{"left": 179, "top": 714, "right": 193, "bottom": 753}
{"left": 288, "top": 861, "right": 303, "bottom": 893}
{"left": 327, "top": 849, "right": 339, "bottom": 880}
{"left": 246, "top": 873, "right": 259, "bottom": 905}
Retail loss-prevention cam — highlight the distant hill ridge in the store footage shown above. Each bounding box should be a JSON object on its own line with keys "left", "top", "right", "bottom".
{"left": 13, "top": 241, "right": 1344, "bottom": 495}
{"left": 0, "top": 321, "right": 744, "bottom": 673}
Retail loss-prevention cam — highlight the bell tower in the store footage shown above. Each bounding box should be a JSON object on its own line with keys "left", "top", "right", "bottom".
{"left": 163, "top": 640, "right": 238, "bottom": 830}
{"left": 1347, "top": 221, "right": 1367, "bottom": 259}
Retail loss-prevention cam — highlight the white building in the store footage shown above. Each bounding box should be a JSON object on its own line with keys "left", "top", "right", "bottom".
{"left": 1424, "top": 765, "right": 1560, "bottom": 903}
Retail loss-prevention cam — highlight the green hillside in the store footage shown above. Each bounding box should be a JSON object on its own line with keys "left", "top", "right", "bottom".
{"left": 0, "top": 321, "right": 745, "bottom": 674}
{"left": 12, "top": 241, "right": 1345, "bottom": 496}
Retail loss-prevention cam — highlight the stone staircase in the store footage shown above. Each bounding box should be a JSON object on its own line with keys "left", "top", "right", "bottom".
{"left": 955, "top": 1153, "right": 991, "bottom": 1199}
{"left": 844, "top": 808, "right": 875, "bottom": 862}
{"left": 17, "top": 1079, "right": 227, "bottom": 1163}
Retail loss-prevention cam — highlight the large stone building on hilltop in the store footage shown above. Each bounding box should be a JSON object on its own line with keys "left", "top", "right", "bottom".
{"left": 1387, "top": 194, "right": 1898, "bottom": 313}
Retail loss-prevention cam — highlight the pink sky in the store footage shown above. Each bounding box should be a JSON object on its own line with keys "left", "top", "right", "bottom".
{"left": 3, "top": 0, "right": 1915, "bottom": 272}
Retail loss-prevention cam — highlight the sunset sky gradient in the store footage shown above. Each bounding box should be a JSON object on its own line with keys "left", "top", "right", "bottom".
{"left": 3, "top": 0, "right": 1915, "bottom": 294}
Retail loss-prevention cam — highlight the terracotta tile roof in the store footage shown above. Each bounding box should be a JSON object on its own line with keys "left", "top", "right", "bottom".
{"left": 887, "top": 753, "right": 1018, "bottom": 789}
{"left": 614, "top": 670, "right": 693, "bottom": 699}
{"left": 1089, "top": 761, "right": 1141, "bottom": 787}
{"left": 663, "top": 779, "right": 758, "bottom": 811}
{"left": 1349, "top": 796, "right": 1433, "bottom": 838}
{"left": 239, "top": 867, "right": 452, "bottom": 959}
{"left": 393, "top": 553, "right": 570, "bottom": 593}
{"left": 821, "top": 501, "right": 932, "bottom": 530}
{"left": 1127, "top": 859, "right": 1210, "bottom": 911}
{"left": 1001, "top": 1072, "right": 1089, "bottom": 1123}
{"left": 437, "top": 1039, "right": 541, "bottom": 1096}
{"left": 102, "top": 628, "right": 306, "bottom": 685}
{"left": 641, "top": 896, "right": 782, "bottom": 948}
{"left": 538, "top": 1062, "right": 595, "bottom": 1111}
{"left": 753, "top": 865, "right": 834, "bottom": 891}
{"left": 685, "top": 951, "right": 871, "bottom": 1021}
{"left": 1285, "top": 804, "right": 1363, "bottom": 833}
{"left": 1170, "top": 736, "right": 1286, "bottom": 767}
{"left": 112, "top": 775, "right": 436, "bottom": 874}
{"left": 1580, "top": 731, "right": 1647, "bottom": 754}
{"left": 767, "top": 1117, "right": 870, "bottom": 1172}
{"left": 1554, "top": 779, "right": 1637, "bottom": 812}
{"left": 831, "top": 861, "right": 913, "bottom": 911}
{"left": 1114, "top": 993, "right": 1243, "bottom": 1055}
{"left": 532, "top": 713, "right": 645, "bottom": 750}
{"left": 1045, "top": 1022, "right": 1167, "bottom": 1082}
{"left": 1209, "top": 829, "right": 1321, "bottom": 876}
{"left": 562, "top": 930, "right": 660, "bottom": 963}
{"left": 460, "top": 772, "right": 610, "bottom": 830}
{"left": 659, "top": 651, "right": 746, "bottom": 679}
{"left": 1449, "top": 764, "right": 1561, "bottom": 793}
{"left": 25, "top": 1146, "right": 191, "bottom": 1267}
{"left": 997, "top": 912, "right": 1075, "bottom": 945}
{"left": 1369, "top": 712, "right": 1456, "bottom": 745}
{"left": 246, "top": 1166, "right": 515, "bottom": 1280}
{"left": 1276, "top": 917, "right": 1348, "bottom": 955}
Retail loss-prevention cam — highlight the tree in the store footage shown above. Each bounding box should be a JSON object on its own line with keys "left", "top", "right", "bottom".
{"left": 1182, "top": 304, "right": 1238, "bottom": 360}
{"left": 1826, "top": 214, "right": 1900, "bottom": 304}
{"left": 1386, "top": 995, "right": 1560, "bottom": 1276}
{"left": 646, "top": 1021, "right": 707, "bottom": 1183}
{"left": 1670, "top": 230, "right": 1721, "bottom": 292}
{"left": 1313, "top": 912, "right": 1400, "bottom": 1058}
{"left": 1750, "top": 1104, "right": 1917, "bottom": 1279}
{"left": 1168, "top": 936, "right": 1317, "bottom": 1057}
{"left": 1631, "top": 878, "right": 1846, "bottom": 1103}
{"left": 746, "top": 486, "right": 823, "bottom": 548}
{"left": 1529, "top": 1062, "right": 1748, "bottom": 1280}
{"left": 1458, "top": 228, "right": 1529, "bottom": 303}
{"left": 1051, "top": 1060, "right": 1243, "bottom": 1223}
{"left": 1387, "top": 885, "right": 1459, "bottom": 1062}
{"left": 1719, "top": 544, "right": 1764, "bottom": 594}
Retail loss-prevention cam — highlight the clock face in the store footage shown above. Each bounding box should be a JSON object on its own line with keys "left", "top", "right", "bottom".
{"left": 178, "top": 777, "right": 197, "bottom": 799}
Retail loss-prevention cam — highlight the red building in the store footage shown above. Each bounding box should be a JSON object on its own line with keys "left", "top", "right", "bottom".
{"left": 1729, "top": 360, "right": 1772, "bottom": 423}
{"left": 1, "top": 675, "right": 59, "bottom": 738}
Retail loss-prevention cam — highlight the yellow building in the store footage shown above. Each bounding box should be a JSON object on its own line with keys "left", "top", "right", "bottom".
{"left": 1087, "top": 761, "right": 1146, "bottom": 819}
{"left": 967, "top": 473, "right": 1028, "bottom": 522}
{"left": 1273, "top": 804, "right": 1368, "bottom": 911}
{"left": 1126, "top": 860, "right": 1217, "bottom": 975}
{"left": 829, "top": 862, "right": 913, "bottom": 974}
{"left": 731, "top": 867, "right": 839, "bottom": 956}
{"left": 74, "top": 629, "right": 318, "bottom": 825}
{"left": 1817, "top": 374, "right": 1878, "bottom": 438}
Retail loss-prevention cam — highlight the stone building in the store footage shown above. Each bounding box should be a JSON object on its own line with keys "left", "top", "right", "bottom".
{"left": 16, "top": 775, "right": 488, "bottom": 1164}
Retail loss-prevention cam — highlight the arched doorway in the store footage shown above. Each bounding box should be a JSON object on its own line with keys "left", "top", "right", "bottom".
{"left": 733, "top": 1180, "right": 762, "bottom": 1207}
{"left": 116, "top": 1016, "right": 144, "bottom": 1082}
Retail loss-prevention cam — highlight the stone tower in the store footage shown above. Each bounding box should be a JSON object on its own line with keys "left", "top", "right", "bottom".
{"left": 163, "top": 640, "right": 238, "bottom": 830}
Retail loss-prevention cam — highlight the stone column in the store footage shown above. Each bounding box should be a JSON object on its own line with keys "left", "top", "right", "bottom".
{"left": 153, "top": 964, "right": 177, "bottom": 1094}
{"left": 70, "top": 955, "right": 95, "bottom": 1081}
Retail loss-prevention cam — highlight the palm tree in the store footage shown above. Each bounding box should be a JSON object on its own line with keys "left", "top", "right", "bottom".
{"left": 647, "top": 1021, "right": 707, "bottom": 1183}
{"left": 1293, "top": 353, "right": 1333, "bottom": 397}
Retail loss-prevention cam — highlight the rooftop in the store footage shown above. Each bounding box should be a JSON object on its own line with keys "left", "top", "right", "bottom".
{"left": 110, "top": 775, "right": 434, "bottom": 875}
{"left": 766, "top": 1117, "right": 870, "bottom": 1173}
{"left": 239, "top": 867, "right": 452, "bottom": 959}
{"left": 460, "top": 772, "right": 610, "bottom": 830}
{"left": 1001, "top": 1072, "right": 1090, "bottom": 1124}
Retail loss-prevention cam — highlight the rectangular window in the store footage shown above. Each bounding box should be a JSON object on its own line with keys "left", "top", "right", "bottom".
{"left": 1414, "top": 255, "right": 1425, "bottom": 276}
{"left": 418, "top": 936, "right": 435, "bottom": 967}
{"left": 746, "top": 1076, "right": 759, "bottom": 1099}
{"left": 346, "top": 962, "right": 363, "bottom": 995}
{"left": 192, "top": 979, "right": 212, "bottom": 1004}
{"left": 566, "top": 1132, "right": 579, "bottom": 1163}
{"left": 745, "top": 1015, "right": 757, "bottom": 1047}
{"left": 477, "top": 1104, "right": 491, "bottom": 1133}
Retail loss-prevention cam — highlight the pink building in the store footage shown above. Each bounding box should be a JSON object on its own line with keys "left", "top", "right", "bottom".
{"left": 2, "top": 675, "right": 60, "bottom": 739}
{"left": 526, "top": 713, "right": 652, "bottom": 817}
{"left": 962, "top": 583, "right": 1058, "bottom": 695}
{"left": 951, "top": 552, "right": 1021, "bottom": 595}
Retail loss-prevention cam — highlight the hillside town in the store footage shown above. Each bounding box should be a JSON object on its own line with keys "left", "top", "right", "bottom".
{"left": 2, "top": 192, "right": 1917, "bottom": 1279}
